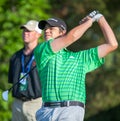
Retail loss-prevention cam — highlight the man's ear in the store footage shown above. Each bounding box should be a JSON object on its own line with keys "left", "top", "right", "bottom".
{"left": 60, "top": 30, "right": 66, "bottom": 36}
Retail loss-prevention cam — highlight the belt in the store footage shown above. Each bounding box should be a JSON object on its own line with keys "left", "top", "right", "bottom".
{"left": 20, "top": 97, "right": 32, "bottom": 101}
{"left": 16, "top": 97, "right": 33, "bottom": 101}
{"left": 43, "top": 101, "right": 85, "bottom": 108}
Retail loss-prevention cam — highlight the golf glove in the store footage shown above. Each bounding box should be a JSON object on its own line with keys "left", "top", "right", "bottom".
{"left": 88, "top": 10, "right": 103, "bottom": 22}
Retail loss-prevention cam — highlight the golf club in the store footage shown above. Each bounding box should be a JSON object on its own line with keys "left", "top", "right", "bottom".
{"left": 2, "top": 65, "right": 36, "bottom": 101}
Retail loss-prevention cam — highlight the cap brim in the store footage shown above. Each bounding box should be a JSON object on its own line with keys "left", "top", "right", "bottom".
{"left": 38, "top": 20, "right": 61, "bottom": 30}
{"left": 20, "top": 25, "right": 30, "bottom": 30}
{"left": 20, "top": 25, "right": 35, "bottom": 31}
{"left": 20, "top": 25, "right": 25, "bottom": 29}
{"left": 38, "top": 20, "right": 47, "bottom": 30}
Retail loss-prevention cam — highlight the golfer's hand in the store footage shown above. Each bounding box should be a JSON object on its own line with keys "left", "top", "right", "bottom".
{"left": 88, "top": 10, "right": 103, "bottom": 22}
{"left": 79, "top": 16, "right": 93, "bottom": 25}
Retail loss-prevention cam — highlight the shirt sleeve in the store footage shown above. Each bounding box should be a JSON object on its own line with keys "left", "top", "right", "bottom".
{"left": 84, "top": 47, "right": 105, "bottom": 73}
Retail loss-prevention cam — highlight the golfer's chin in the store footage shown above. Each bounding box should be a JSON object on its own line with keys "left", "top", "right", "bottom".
{"left": 45, "top": 36, "right": 53, "bottom": 41}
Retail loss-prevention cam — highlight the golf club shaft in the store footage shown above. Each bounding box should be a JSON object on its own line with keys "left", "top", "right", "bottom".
{"left": 8, "top": 65, "right": 36, "bottom": 92}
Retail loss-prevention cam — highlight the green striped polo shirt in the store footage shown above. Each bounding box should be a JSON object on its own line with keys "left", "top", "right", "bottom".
{"left": 34, "top": 39, "right": 104, "bottom": 104}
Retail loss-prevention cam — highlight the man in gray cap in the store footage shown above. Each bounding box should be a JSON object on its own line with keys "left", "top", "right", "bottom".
{"left": 8, "top": 20, "right": 42, "bottom": 121}
{"left": 34, "top": 11, "right": 118, "bottom": 121}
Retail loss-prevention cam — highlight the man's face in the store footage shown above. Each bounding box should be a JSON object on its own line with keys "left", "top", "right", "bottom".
{"left": 44, "top": 24, "right": 63, "bottom": 41}
{"left": 22, "top": 28, "right": 39, "bottom": 43}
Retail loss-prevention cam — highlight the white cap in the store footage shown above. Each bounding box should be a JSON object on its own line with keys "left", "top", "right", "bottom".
{"left": 20, "top": 20, "right": 42, "bottom": 34}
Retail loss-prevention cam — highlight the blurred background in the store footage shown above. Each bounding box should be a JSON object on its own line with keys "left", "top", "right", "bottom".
{"left": 0, "top": 0, "right": 120, "bottom": 121}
